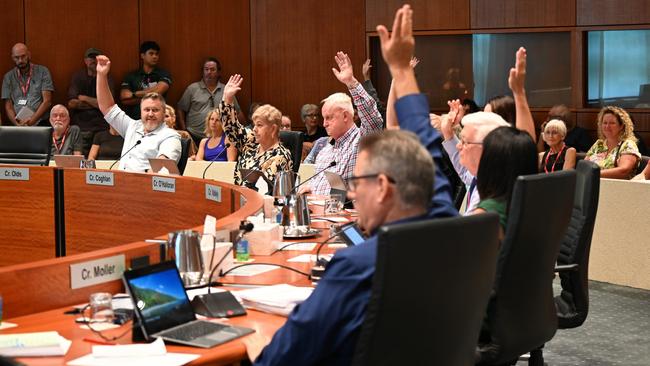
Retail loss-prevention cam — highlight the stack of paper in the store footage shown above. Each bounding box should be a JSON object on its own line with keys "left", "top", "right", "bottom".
{"left": 0, "top": 331, "right": 71, "bottom": 357}
{"left": 67, "top": 338, "right": 199, "bottom": 366}
{"left": 235, "top": 284, "right": 314, "bottom": 316}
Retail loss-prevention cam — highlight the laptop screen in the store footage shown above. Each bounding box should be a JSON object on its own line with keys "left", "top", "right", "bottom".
{"left": 123, "top": 262, "right": 196, "bottom": 336}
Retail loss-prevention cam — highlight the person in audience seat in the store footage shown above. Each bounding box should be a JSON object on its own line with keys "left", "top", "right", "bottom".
{"left": 164, "top": 105, "right": 198, "bottom": 159}
{"left": 49, "top": 104, "right": 83, "bottom": 158}
{"left": 196, "top": 108, "right": 236, "bottom": 162}
{"left": 585, "top": 106, "right": 640, "bottom": 179}
{"left": 538, "top": 119, "right": 576, "bottom": 172}
{"left": 242, "top": 6, "right": 456, "bottom": 364}
{"left": 87, "top": 125, "right": 124, "bottom": 161}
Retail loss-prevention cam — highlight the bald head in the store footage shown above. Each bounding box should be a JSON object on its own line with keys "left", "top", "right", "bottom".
{"left": 11, "top": 43, "right": 30, "bottom": 70}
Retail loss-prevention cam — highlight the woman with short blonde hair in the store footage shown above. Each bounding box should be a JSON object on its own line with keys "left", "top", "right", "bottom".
{"left": 538, "top": 119, "right": 576, "bottom": 172}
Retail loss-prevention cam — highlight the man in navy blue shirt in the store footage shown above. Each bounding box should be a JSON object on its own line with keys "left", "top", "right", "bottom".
{"left": 245, "top": 5, "right": 456, "bottom": 365}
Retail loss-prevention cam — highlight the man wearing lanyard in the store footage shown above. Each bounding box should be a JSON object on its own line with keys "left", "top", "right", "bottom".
{"left": 1, "top": 43, "right": 54, "bottom": 126}
{"left": 48, "top": 104, "right": 83, "bottom": 158}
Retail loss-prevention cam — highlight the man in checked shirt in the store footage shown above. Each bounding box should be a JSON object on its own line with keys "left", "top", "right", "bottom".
{"left": 299, "top": 51, "right": 384, "bottom": 196}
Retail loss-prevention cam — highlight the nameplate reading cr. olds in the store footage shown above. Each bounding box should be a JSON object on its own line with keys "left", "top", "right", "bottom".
{"left": 0, "top": 167, "right": 29, "bottom": 181}
{"left": 152, "top": 176, "right": 176, "bottom": 193}
{"left": 70, "top": 254, "right": 125, "bottom": 290}
{"left": 86, "top": 171, "right": 114, "bottom": 186}
{"left": 205, "top": 184, "right": 222, "bottom": 202}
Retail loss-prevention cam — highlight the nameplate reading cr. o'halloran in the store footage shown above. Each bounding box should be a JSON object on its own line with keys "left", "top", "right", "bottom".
{"left": 70, "top": 254, "right": 125, "bottom": 290}
{"left": 0, "top": 167, "right": 29, "bottom": 181}
{"left": 152, "top": 176, "right": 176, "bottom": 192}
{"left": 205, "top": 184, "right": 222, "bottom": 202}
{"left": 86, "top": 171, "right": 114, "bottom": 186}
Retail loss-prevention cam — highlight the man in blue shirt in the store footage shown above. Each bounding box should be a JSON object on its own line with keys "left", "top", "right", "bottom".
{"left": 245, "top": 5, "right": 456, "bottom": 365}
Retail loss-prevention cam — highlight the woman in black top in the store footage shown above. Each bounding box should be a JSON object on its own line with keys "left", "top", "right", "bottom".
{"left": 538, "top": 119, "right": 576, "bottom": 173}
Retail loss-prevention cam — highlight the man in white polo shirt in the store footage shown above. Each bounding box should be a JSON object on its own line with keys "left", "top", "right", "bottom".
{"left": 95, "top": 55, "right": 180, "bottom": 172}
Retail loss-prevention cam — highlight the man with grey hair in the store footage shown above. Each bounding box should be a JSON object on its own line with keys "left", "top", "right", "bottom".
{"left": 2, "top": 43, "right": 53, "bottom": 126}
{"left": 300, "top": 103, "right": 327, "bottom": 156}
{"left": 49, "top": 104, "right": 82, "bottom": 158}
{"left": 243, "top": 6, "right": 456, "bottom": 364}
{"left": 300, "top": 51, "right": 383, "bottom": 195}
{"left": 441, "top": 111, "right": 509, "bottom": 212}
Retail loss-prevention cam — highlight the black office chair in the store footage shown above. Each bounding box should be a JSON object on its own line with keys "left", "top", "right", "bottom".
{"left": 279, "top": 130, "right": 303, "bottom": 173}
{"left": 476, "top": 170, "right": 576, "bottom": 366}
{"left": 177, "top": 137, "right": 191, "bottom": 175}
{"left": 0, "top": 126, "right": 53, "bottom": 166}
{"left": 440, "top": 147, "right": 467, "bottom": 210}
{"left": 555, "top": 160, "right": 600, "bottom": 327}
{"left": 635, "top": 155, "right": 649, "bottom": 175}
{"left": 352, "top": 213, "right": 501, "bottom": 366}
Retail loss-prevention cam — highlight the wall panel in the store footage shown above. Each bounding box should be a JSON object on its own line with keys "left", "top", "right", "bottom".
{"left": 366, "top": 0, "right": 470, "bottom": 31}
{"left": 139, "top": 0, "right": 252, "bottom": 111}
{"left": 470, "top": 0, "right": 575, "bottom": 29}
{"left": 0, "top": 0, "right": 25, "bottom": 124}
{"left": 578, "top": 0, "right": 650, "bottom": 26}
{"left": 251, "top": 0, "right": 365, "bottom": 127}
{"left": 24, "top": 0, "right": 139, "bottom": 109}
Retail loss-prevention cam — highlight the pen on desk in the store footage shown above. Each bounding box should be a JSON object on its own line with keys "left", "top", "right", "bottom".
{"left": 83, "top": 337, "right": 115, "bottom": 345}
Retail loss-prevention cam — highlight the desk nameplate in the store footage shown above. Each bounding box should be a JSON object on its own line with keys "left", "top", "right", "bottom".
{"left": 0, "top": 167, "right": 29, "bottom": 181}
{"left": 86, "top": 171, "right": 114, "bottom": 186}
{"left": 205, "top": 184, "right": 222, "bottom": 202}
{"left": 70, "top": 254, "right": 125, "bottom": 290}
{"left": 152, "top": 176, "right": 176, "bottom": 193}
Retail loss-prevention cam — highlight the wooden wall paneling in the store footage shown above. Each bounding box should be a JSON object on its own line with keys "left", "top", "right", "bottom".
{"left": 250, "top": 0, "right": 366, "bottom": 130}
{"left": 470, "top": 0, "right": 576, "bottom": 29}
{"left": 139, "top": 0, "right": 252, "bottom": 114}
{"left": 578, "top": 0, "right": 650, "bottom": 26}
{"left": 365, "top": 0, "right": 470, "bottom": 32}
{"left": 0, "top": 0, "right": 25, "bottom": 125}
{"left": 23, "top": 0, "right": 140, "bottom": 109}
{"left": 571, "top": 30, "right": 584, "bottom": 108}
{"left": 0, "top": 166, "right": 56, "bottom": 266}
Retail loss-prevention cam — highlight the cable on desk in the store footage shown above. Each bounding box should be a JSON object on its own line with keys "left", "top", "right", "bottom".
{"left": 219, "top": 263, "right": 311, "bottom": 278}
{"left": 79, "top": 304, "right": 139, "bottom": 343}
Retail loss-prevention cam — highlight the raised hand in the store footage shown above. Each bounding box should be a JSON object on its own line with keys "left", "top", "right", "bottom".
{"left": 440, "top": 99, "right": 461, "bottom": 141}
{"left": 332, "top": 52, "right": 357, "bottom": 87}
{"left": 376, "top": 5, "right": 414, "bottom": 72}
{"left": 362, "top": 59, "right": 372, "bottom": 81}
{"left": 223, "top": 74, "right": 243, "bottom": 104}
{"left": 508, "top": 47, "right": 527, "bottom": 95}
{"left": 409, "top": 56, "right": 420, "bottom": 69}
{"left": 95, "top": 55, "right": 111, "bottom": 76}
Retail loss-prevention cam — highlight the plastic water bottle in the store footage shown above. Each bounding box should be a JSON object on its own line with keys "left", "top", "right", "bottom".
{"left": 236, "top": 238, "right": 250, "bottom": 262}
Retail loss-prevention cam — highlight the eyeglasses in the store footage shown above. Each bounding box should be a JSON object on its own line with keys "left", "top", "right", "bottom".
{"left": 304, "top": 113, "right": 319, "bottom": 119}
{"left": 347, "top": 173, "right": 396, "bottom": 192}
{"left": 542, "top": 130, "right": 561, "bottom": 136}
{"left": 458, "top": 138, "right": 483, "bottom": 148}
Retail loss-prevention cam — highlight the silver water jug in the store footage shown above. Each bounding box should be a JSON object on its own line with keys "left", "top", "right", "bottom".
{"left": 167, "top": 230, "right": 205, "bottom": 287}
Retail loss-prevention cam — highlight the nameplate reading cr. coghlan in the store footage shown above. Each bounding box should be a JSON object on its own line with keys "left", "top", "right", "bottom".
{"left": 152, "top": 176, "right": 176, "bottom": 192}
{"left": 0, "top": 167, "right": 29, "bottom": 181}
{"left": 205, "top": 184, "right": 222, "bottom": 202}
{"left": 86, "top": 171, "right": 114, "bottom": 186}
{"left": 70, "top": 254, "right": 125, "bottom": 289}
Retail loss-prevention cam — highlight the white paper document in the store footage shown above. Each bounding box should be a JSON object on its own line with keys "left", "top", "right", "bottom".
{"left": 235, "top": 284, "right": 313, "bottom": 316}
{"left": 0, "top": 331, "right": 71, "bottom": 357}
{"left": 287, "top": 254, "right": 332, "bottom": 263}
{"left": 227, "top": 264, "right": 279, "bottom": 277}
{"left": 276, "top": 242, "right": 317, "bottom": 251}
{"left": 67, "top": 338, "right": 199, "bottom": 366}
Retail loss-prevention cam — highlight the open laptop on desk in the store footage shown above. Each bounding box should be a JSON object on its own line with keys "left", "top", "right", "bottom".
{"left": 123, "top": 261, "right": 254, "bottom": 348}
{"left": 53, "top": 154, "right": 84, "bottom": 168}
{"left": 148, "top": 158, "right": 180, "bottom": 175}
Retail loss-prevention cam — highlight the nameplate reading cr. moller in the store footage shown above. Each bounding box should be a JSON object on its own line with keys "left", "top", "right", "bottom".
{"left": 0, "top": 167, "right": 29, "bottom": 181}
{"left": 152, "top": 176, "right": 176, "bottom": 192}
{"left": 70, "top": 254, "right": 125, "bottom": 290}
{"left": 205, "top": 184, "right": 222, "bottom": 202}
{"left": 86, "top": 171, "right": 114, "bottom": 186}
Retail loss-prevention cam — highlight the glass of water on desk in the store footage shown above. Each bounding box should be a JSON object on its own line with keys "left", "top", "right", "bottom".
{"left": 89, "top": 292, "right": 114, "bottom": 323}
{"left": 324, "top": 194, "right": 344, "bottom": 215}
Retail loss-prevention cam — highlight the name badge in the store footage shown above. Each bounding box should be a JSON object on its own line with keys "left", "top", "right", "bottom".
{"left": 17, "top": 98, "right": 27, "bottom": 106}
{"left": 205, "top": 184, "right": 222, "bottom": 202}
{"left": 152, "top": 176, "right": 176, "bottom": 192}
{"left": 86, "top": 171, "right": 114, "bottom": 186}
{"left": 0, "top": 167, "right": 29, "bottom": 181}
{"left": 70, "top": 255, "right": 125, "bottom": 289}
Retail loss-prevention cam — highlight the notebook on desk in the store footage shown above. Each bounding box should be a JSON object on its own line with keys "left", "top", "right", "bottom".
{"left": 122, "top": 261, "right": 254, "bottom": 348}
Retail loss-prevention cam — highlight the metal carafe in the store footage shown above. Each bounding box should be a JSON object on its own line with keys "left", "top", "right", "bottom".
{"left": 167, "top": 230, "right": 205, "bottom": 287}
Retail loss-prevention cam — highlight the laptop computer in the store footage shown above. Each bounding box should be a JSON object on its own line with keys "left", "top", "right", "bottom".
{"left": 53, "top": 154, "right": 84, "bottom": 168}
{"left": 324, "top": 171, "right": 347, "bottom": 201}
{"left": 148, "top": 158, "right": 180, "bottom": 175}
{"left": 122, "top": 261, "right": 254, "bottom": 348}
